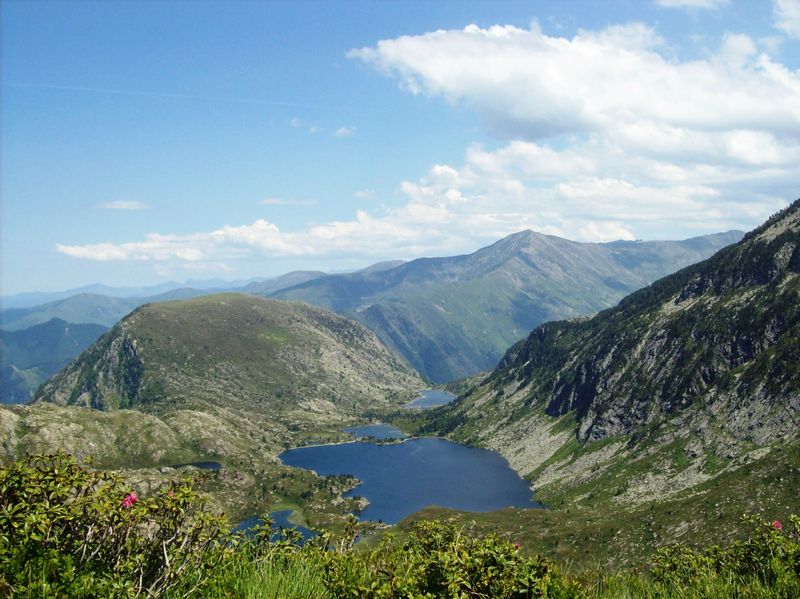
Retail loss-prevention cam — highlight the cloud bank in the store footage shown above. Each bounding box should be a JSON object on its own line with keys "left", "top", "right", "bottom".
{"left": 59, "top": 20, "right": 799, "bottom": 270}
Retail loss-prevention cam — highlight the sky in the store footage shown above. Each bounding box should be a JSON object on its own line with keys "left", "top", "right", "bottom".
{"left": 2, "top": 0, "right": 799, "bottom": 295}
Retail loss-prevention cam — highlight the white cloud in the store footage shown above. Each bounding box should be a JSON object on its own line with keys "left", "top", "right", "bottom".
{"left": 348, "top": 23, "right": 800, "bottom": 139}
{"left": 334, "top": 126, "right": 356, "bottom": 137}
{"left": 355, "top": 189, "right": 375, "bottom": 199}
{"left": 258, "top": 198, "right": 318, "bottom": 206}
{"left": 654, "top": 0, "right": 729, "bottom": 9}
{"left": 98, "top": 200, "right": 151, "bottom": 210}
{"left": 58, "top": 20, "right": 800, "bottom": 269}
{"left": 774, "top": 0, "right": 800, "bottom": 38}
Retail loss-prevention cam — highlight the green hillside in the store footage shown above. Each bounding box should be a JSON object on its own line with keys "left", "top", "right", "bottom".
{"left": 270, "top": 230, "right": 742, "bottom": 382}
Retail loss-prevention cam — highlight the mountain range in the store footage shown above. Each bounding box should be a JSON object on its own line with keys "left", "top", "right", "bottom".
{"left": 267, "top": 230, "right": 743, "bottom": 382}
{"left": 0, "top": 319, "right": 108, "bottom": 405}
{"left": 427, "top": 198, "right": 800, "bottom": 510}
{"left": 0, "top": 230, "right": 741, "bottom": 402}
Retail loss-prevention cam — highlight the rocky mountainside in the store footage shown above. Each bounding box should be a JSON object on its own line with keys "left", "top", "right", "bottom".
{"left": 36, "top": 293, "right": 422, "bottom": 419}
{"left": 0, "top": 318, "right": 108, "bottom": 405}
{"left": 429, "top": 199, "right": 799, "bottom": 506}
{"left": 269, "top": 230, "right": 743, "bottom": 382}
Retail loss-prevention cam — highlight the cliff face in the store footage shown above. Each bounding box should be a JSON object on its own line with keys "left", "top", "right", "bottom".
{"left": 435, "top": 199, "right": 800, "bottom": 504}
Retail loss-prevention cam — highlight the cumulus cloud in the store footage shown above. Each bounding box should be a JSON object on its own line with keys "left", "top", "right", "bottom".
{"left": 59, "top": 19, "right": 800, "bottom": 269}
{"left": 348, "top": 23, "right": 800, "bottom": 140}
{"left": 98, "top": 200, "right": 151, "bottom": 210}
{"left": 774, "top": 0, "right": 800, "bottom": 38}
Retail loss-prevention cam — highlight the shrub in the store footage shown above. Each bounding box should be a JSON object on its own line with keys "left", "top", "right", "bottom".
{"left": 322, "top": 519, "right": 577, "bottom": 598}
{"left": 0, "top": 452, "right": 229, "bottom": 597}
{"left": 651, "top": 513, "right": 800, "bottom": 592}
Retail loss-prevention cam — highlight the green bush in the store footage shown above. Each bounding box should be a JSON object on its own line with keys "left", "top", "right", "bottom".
{"left": 2, "top": 452, "right": 799, "bottom": 598}
{"left": 322, "top": 519, "right": 577, "bottom": 598}
{"left": 0, "top": 453, "right": 229, "bottom": 597}
{"left": 650, "top": 514, "right": 800, "bottom": 595}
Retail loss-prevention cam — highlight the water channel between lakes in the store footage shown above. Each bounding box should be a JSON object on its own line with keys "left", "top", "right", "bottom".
{"left": 278, "top": 389, "right": 542, "bottom": 525}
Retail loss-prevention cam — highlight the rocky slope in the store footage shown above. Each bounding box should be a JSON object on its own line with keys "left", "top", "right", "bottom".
{"left": 429, "top": 199, "right": 800, "bottom": 506}
{"left": 269, "top": 230, "right": 742, "bottom": 382}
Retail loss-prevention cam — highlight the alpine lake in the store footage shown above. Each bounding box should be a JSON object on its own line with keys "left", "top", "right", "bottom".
{"left": 246, "top": 390, "right": 541, "bottom": 537}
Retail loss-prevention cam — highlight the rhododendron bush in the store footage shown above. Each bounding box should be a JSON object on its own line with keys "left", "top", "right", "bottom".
{"left": 0, "top": 453, "right": 228, "bottom": 597}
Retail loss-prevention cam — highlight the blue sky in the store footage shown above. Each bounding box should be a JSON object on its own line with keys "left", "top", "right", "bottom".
{"left": 2, "top": 0, "right": 799, "bottom": 295}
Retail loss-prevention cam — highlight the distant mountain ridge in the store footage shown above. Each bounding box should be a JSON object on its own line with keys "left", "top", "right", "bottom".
{"left": 0, "top": 277, "right": 271, "bottom": 309}
{"left": 0, "top": 270, "right": 330, "bottom": 332}
{"left": 429, "top": 198, "right": 800, "bottom": 506}
{"left": 0, "top": 319, "right": 108, "bottom": 405}
{"left": 268, "top": 229, "right": 744, "bottom": 382}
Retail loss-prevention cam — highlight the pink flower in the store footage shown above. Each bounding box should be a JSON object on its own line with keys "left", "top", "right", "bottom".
{"left": 772, "top": 520, "right": 782, "bottom": 530}
{"left": 513, "top": 542, "right": 521, "bottom": 550}
{"left": 121, "top": 492, "right": 138, "bottom": 508}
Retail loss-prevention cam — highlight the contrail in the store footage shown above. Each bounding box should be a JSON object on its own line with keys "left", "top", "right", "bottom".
{"left": 1, "top": 82, "right": 322, "bottom": 108}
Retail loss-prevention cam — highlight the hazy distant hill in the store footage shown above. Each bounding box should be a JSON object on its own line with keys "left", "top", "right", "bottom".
{"left": 0, "top": 272, "right": 336, "bottom": 332}
{"left": 236, "top": 270, "right": 326, "bottom": 296}
{"left": 0, "top": 319, "right": 108, "bottom": 404}
{"left": 269, "top": 230, "right": 743, "bottom": 382}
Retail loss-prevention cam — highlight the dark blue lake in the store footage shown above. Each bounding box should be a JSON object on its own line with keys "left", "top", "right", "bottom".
{"left": 404, "top": 389, "right": 457, "bottom": 409}
{"left": 279, "top": 437, "right": 541, "bottom": 524}
{"left": 344, "top": 423, "right": 406, "bottom": 440}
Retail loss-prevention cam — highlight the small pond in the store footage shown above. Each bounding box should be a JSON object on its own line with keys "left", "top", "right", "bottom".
{"left": 234, "top": 509, "right": 315, "bottom": 542}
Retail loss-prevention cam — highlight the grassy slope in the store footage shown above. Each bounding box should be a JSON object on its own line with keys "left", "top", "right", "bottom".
{"left": 384, "top": 202, "right": 800, "bottom": 568}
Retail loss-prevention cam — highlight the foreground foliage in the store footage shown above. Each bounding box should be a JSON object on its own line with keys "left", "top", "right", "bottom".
{"left": 1, "top": 454, "right": 799, "bottom": 598}
{"left": 0, "top": 453, "right": 228, "bottom": 597}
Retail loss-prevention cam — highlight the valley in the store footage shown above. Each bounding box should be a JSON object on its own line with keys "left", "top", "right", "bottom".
{"left": 0, "top": 201, "right": 798, "bottom": 585}
{"left": 5, "top": 2, "right": 800, "bottom": 594}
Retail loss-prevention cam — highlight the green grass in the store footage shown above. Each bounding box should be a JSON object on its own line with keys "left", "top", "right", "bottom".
{"left": 169, "top": 554, "right": 331, "bottom": 599}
